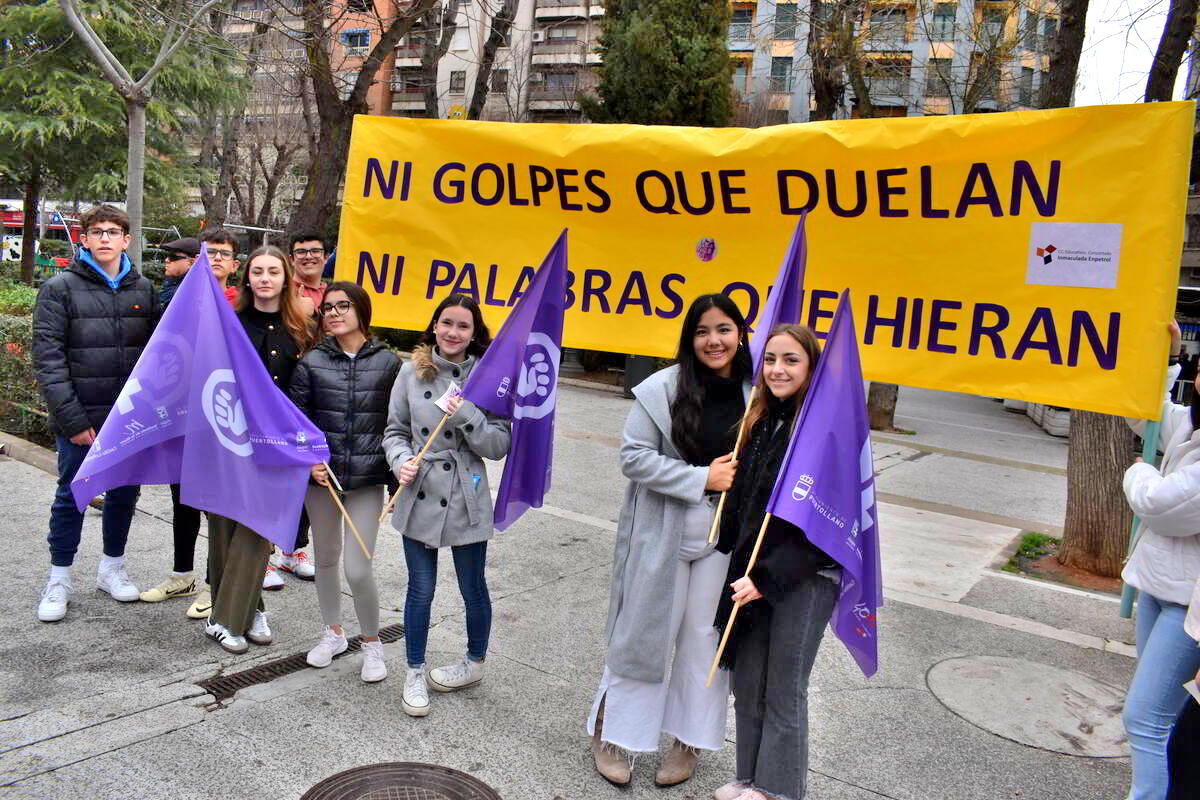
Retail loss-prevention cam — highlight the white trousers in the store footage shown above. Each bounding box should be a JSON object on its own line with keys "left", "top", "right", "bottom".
{"left": 588, "top": 498, "right": 732, "bottom": 752}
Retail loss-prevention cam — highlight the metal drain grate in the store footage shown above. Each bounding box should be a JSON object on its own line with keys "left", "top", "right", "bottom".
{"left": 301, "top": 763, "right": 500, "bottom": 800}
{"left": 197, "top": 623, "right": 404, "bottom": 701}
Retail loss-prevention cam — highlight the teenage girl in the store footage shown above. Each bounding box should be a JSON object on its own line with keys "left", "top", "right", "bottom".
{"left": 382, "top": 294, "right": 511, "bottom": 717}
{"left": 588, "top": 294, "right": 751, "bottom": 787}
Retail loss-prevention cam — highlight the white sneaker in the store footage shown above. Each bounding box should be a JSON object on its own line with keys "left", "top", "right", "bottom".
{"left": 37, "top": 577, "right": 72, "bottom": 622}
{"left": 306, "top": 627, "right": 348, "bottom": 667}
{"left": 262, "top": 564, "right": 285, "bottom": 591}
{"left": 361, "top": 640, "right": 387, "bottom": 683}
{"left": 97, "top": 563, "right": 139, "bottom": 602}
{"left": 428, "top": 656, "right": 484, "bottom": 692}
{"left": 246, "top": 610, "right": 272, "bottom": 645}
{"left": 278, "top": 551, "right": 316, "bottom": 580}
{"left": 402, "top": 666, "right": 430, "bottom": 716}
{"left": 204, "top": 617, "right": 248, "bottom": 653}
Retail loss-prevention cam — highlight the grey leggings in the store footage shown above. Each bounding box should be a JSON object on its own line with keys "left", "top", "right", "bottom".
{"left": 304, "top": 484, "right": 384, "bottom": 637}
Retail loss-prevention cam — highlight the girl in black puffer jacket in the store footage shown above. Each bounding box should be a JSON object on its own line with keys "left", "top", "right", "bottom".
{"left": 289, "top": 281, "right": 400, "bottom": 683}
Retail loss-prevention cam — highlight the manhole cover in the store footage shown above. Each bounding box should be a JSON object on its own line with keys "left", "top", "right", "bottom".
{"left": 926, "top": 655, "right": 1128, "bottom": 757}
{"left": 301, "top": 762, "right": 501, "bottom": 800}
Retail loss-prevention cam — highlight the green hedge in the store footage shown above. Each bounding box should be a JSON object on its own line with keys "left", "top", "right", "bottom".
{"left": 0, "top": 284, "right": 37, "bottom": 315}
{"left": 0, "top": 313, "right": 48, "bottom": 443}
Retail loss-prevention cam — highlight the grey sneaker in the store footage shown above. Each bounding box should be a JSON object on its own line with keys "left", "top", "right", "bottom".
{"left": 37, "top": 577, "right": 72, "bottom": 622}
{"left": 204, "top": 618, "right": 249, "bottom": 654}
{"left": 246, "top": 611, "right": 272, "bottom": 645}
{"left": 402, "top": 666, "right": 430, "bottom": 716}
{"left": 306, "top": 627, "right": 348, "bottom": 668}
{"left": 427, "top": 656, "right": 484, "bottom": 692}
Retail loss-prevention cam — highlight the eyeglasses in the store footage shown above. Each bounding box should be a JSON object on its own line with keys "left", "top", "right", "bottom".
{"left": 320, "top": 300, "right": 354, "bottom": 316}
{"left": 292, "top": 247, "right": 325, "bottom": 257}
{"left": 208, "top": 249, "right": 236, "bottom": 260}
{"left": 87, "top": 227, "right": 126, "bottom": 239}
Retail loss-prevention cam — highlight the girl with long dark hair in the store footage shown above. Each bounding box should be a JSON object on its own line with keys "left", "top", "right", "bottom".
{"left": 203, "top": 246, "right": 315, "bottom": 653}
{"left": 710, "top": 323, "right": 837, "bottom": 800}
{"left": 290, "top": 282, "right": 400, "bottom": 682}
{"left": 382, "top": 293, "right": 512, "bottom": 717}
{"left": 587, "top": 293, "right": 752, "bottom": 788}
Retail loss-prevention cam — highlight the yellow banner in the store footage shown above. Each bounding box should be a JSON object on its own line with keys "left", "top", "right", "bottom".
{"left": 335, "top": 103, "right": 1193, "bottom": 419}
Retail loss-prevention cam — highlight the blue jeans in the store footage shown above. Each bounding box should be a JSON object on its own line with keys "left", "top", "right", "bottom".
{"left": 48, "top": 435, "right": 141, "bottom": 568}
{"left": 402, "top": 536, "right": 491, "bottom": 668}
{"left": 1124, "top": 591, "right": 1200, "bottom": 800}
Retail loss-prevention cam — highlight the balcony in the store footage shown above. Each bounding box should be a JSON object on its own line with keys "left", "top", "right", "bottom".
{"left": 535, "top": 0, "right": 603, "bottom": 20}
{"left": 867, "top": 77, "right": 909, "bottom": 98}
{"left": 391, "top": 85, "right": 426, "bottom": 112}
{"left": 532, "top": 38, "right": 596, "bottom": 64}
{"left": 394, "top": 40, "right": 423, "bottom": 67}
{"left": 529, "top": 87, "right": 579, "bottom": 111}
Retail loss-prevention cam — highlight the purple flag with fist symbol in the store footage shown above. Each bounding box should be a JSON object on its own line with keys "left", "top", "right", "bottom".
{"left": 765, "top": 290, "right": 883, "bottom": 677}
{"left": 748, "top": 214, "right": 807, "bottom": 378}
{"left": 461, "top": 229, "right": 567, "bottom": 530}
{"left": 71, "top": 246, "right": 328, "bottom": 551}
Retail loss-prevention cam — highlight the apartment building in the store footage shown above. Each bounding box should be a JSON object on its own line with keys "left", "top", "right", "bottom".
{"left": 730, "top": 0, "right": 1060, "bottom": 123}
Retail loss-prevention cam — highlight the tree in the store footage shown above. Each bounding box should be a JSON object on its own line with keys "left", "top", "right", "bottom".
{"left": 1040, "top": 0, "right": 1088, "bottom": 108}
{"left": 582, "top": 0, "right": 734, "bottom": 125}
{"left": 59, "top": 0, "right": 232, "bottom": 267}
{"left": 1145, "top": 0, "right": 1198, "bottom": 101}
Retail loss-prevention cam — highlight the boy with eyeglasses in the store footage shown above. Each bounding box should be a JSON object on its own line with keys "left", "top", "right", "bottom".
{"left": 32, "top": 204, "right": 158, "bottom": 622}
{"left": 200, "top": 228, "right": 241, "bottom": 307}
{"left": 289, "top": 231, "right": 328, "bottom": 319}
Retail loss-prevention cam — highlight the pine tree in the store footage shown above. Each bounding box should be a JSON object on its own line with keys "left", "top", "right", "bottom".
{"left": 583, "top": 0, "right": 733, "bottom": 126}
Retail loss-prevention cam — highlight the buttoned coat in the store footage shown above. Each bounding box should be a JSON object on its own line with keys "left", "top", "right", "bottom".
{"left": 604, "top": 364, "right": 752, "bottom": 683}
{"left": 382, "top": 345, "right": 511, "bottom": 548}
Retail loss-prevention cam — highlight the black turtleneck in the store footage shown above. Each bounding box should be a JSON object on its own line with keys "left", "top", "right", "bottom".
{"left": 696, "top": 370, "right": 746, "bottom": 467}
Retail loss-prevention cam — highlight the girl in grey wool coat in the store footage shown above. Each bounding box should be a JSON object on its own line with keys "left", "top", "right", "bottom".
{"left": 382, "top": 293, "right": 511, "bottom": 719}
{"left": 587, "top": 294, "right": 753, "bottom": 789}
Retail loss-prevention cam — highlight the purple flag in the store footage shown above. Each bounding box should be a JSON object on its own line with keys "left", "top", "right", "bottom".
{"left": 71, "top": 246, "right": 328, "bottom": 551}
{"left": 765, "top": 290, "right": 883, "bottom": 677}
{"left": 460, "top": 230, "right": 567, "bottom": 530}
{"left": 748, "top": 214, "right": 807, "bottom": 378}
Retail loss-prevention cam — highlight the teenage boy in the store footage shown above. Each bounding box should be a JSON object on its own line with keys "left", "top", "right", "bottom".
{"left": 200, "top": 228, "right": 241, "bottom": 307}
{"left": 289, "top": 232, "right": 327, "bottom": 318}
{"left": 32, "top": 204, "right": 158, "bottom": 622}
{"left": 158, "top": 236, "right": 200, "bottom": 307}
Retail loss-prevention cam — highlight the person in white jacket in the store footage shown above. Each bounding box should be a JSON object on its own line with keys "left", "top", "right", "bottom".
{"left": 1121, "top": 320, "right": 1200, "bottom": 800}
{"left": 1164, "top": 578, "right": 1199, "bottom": 799}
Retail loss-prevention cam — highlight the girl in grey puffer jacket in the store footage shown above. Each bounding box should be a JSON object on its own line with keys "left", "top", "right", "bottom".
{"left": 382, "top": 293, "right": 511, "bottom": 717}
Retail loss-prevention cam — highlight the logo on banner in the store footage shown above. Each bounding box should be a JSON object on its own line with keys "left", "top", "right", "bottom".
{"left": 513, "top": 332, "right": 560, "bottom": 420}
{"left": 202, "top": 369, "right": 252, "bottom": 457}
{"left": 792, "top": 474, "right": 815, "bottom": 501}
{"left": 1026, "top": 222, "right": 1122, "bottom": 289}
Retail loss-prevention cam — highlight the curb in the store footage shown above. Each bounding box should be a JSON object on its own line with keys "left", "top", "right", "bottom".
{"left": 0, "top": 430, "right": 57, "bottom": 476}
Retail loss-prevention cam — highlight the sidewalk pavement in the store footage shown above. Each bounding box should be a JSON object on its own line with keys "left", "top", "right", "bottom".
{"left": 0, "top": 383, "right": 1134, "bottom": 799}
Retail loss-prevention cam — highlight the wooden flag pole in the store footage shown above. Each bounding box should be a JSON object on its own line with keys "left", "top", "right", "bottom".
{"left": 708, "top": 385, "right": 758, "bottom": 545}
{"left": 706, "top": 511, "right": 773, "bottom": 687}
{"left": 378, "top": 412, "right": 450, "bottom": 523}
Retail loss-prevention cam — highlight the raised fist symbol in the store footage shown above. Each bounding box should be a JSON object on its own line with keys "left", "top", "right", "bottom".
{"left": 213, "top": 388, "right": 247, "bottom": 436}
{"left": 517, "top": 351, "right": 553, "bottom": 399}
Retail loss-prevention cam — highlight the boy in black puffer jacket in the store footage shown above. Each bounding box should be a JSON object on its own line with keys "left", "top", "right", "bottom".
{"left": 32, "top": 204, "right": 158, "bottom": 622}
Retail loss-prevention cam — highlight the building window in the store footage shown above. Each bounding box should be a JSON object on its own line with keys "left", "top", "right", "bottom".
{"left": 450, "top": 70, "right": 466, "bottom": 93}
{"left": 1022, "top": 12, "right": 1038, "bottom": 50}
{"left": 774, "top": 3, "right": 798, "bottom": 39}
{"left": 337, "top": 71, "right": 356, "bottom": 101}
{"left": 870, "top": 7, "right": 907, "bottom": 41}
{"left": 769, "top": 56, "right": 793, "bottom": 93}
{"left": 340, "top": 29, "right": 370, "bottom": 53}
{"left": 346, "top": 0, "right": 372, "bottom": 12}
{"left": 931, "top": 3, "right": 955, "bottom": 41}
{"left": 492, "top": 69, "right": 509, "bottom": 93}
{"left": 982, "top": 7, "right": 1007, "bottom": 43}
{"left": 730, "top": 7, "right": 754, "bottom": 39}
{"left": 1041, "top": 16, "right": 1058, "bottom": 50}
{"left": 392, "top": 68, "right": 424, "bottom": 93}
{"left": 1019, "top": 67, "right": 1034, "bottom": 105}
{"left": 869, "top": 57, "right": 910, "bottom": 97}
{"left": 545, "top": 70, "right": 577, "bottom": 92}
{"left": 925, "top": 58, "right": 951, "bottom": 97}
{"left": 548, "top": 24, "right": 581, "bottom": 41}
{"left": 732, "top": 60, "right": 749, "bottom": 95}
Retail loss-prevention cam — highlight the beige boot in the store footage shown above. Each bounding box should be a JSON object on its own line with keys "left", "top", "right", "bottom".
{"left": 655, "top": 738, "right": 699, "bottom": 786}
{"left": 591, "top": 702, "right": 632, "bottom": 785}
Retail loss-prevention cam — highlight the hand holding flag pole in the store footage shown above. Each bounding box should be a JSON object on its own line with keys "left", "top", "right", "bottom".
{"left": 378, "top": 413, "right": 451, "bottom": 523}
{"left": 708, "top": 216, "right": 807, "bottom": 545}
{"left": 707, "top": 511, "right": 774, "bottom": 686}
{"left": 321, "top": 463, "right": 372, "bottom": 560}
